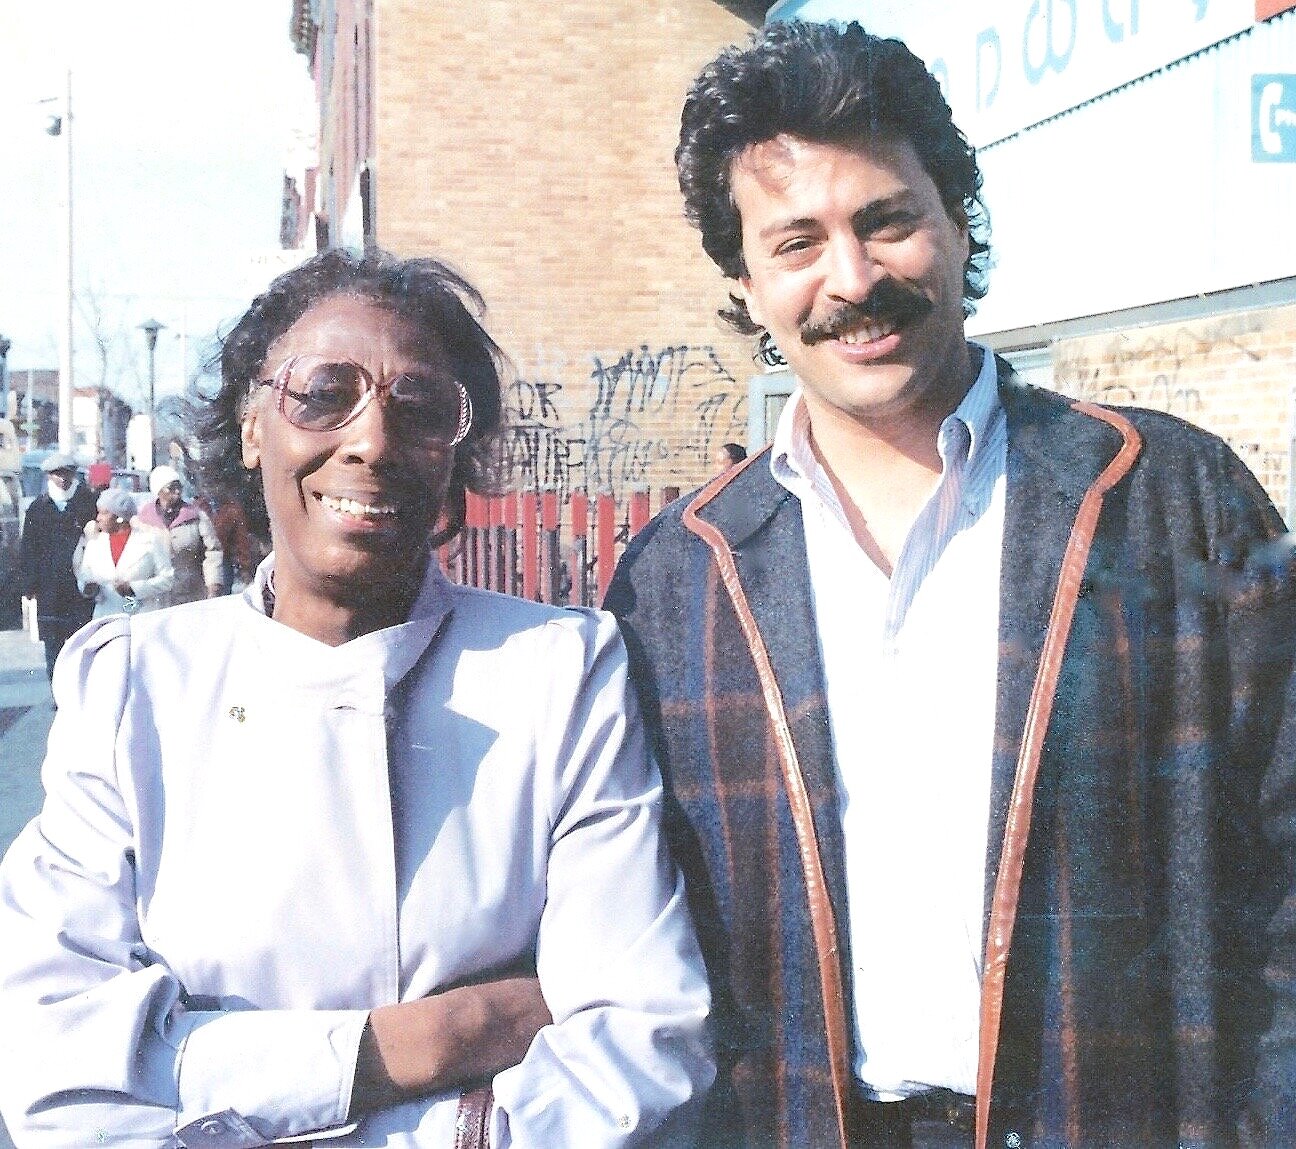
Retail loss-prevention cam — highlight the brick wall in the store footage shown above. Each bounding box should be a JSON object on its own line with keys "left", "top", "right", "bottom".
{"left": 311, "top": 0, "right": 372, "bottom": 244}
{"left": 1050, "top": 303, "right": 1296, "bottom": 518}
{"left": 372, "top": 0, "right": 760, "bottom": 500}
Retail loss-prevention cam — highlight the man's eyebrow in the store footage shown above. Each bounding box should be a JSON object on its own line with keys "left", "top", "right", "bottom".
{"left": 756, "top": 216, "right": 822, "bottom": 241}
{"left": 755, "top": 192, "right": 919, "bottom": 242}
{"left": 851, "top": 192, "right": 917, "bottom": 230}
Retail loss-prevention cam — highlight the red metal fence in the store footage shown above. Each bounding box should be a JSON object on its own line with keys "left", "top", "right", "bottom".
{"left": 440, "top": 486, "right": 681, "bottom": 607}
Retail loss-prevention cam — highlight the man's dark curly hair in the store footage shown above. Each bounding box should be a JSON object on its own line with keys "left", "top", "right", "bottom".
{"left": 677, "top": 19, "right": 991, "bottom": 333}
{"left": 193, "top": 248, "right": 505, "bottom": 547}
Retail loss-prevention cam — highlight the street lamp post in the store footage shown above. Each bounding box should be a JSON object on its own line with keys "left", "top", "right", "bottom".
{"left": 139, "top": 318, "right": 165, "bottom": 472}
{"left": 43, "top": 70, "right": 74, "bottom": 454}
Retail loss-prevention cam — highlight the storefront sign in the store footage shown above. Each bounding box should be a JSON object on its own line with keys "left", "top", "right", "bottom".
{"left": 768, "top": 0, "right": 1257, "bottom": 145}
{"left": 1253, "top": 73, "right": 1296, "bottom": 160}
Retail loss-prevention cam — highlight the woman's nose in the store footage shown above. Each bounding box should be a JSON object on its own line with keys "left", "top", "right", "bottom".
{"left": 336, "top": 388, "right": 398, "bottom": 464}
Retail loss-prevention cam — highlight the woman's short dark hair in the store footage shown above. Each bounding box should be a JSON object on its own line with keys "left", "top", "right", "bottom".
{"left": 194, "top": 248, "right": 506, "bottom": 546}
{"left": 677, "top": 19, "right": 991, "bottom": 332}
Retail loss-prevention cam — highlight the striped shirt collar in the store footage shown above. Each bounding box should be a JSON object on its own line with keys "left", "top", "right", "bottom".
{"left": 770, "top": 341, "right": 1003, "bottom": 514}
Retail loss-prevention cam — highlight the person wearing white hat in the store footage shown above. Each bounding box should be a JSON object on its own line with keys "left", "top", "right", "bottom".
{"left": 17, "top": 452, "right": 98, "bottom": 679}
{"left": 73, "top": 486, "right": 174, "bottom": 617}
{"left": 136, "top": 463, "right": 223, "bottom": 605}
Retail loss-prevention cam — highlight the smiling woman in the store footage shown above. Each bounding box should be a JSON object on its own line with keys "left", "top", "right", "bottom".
{"left": 202, "top": 250, "right": 507, "bottom": 644}
{"left": 0, "top": 250, "right": 713, "bottom": 1148}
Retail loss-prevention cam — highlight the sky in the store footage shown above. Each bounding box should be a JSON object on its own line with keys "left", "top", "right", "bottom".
{"left": 0, "top": 0, "right": 311, "bottom": 409}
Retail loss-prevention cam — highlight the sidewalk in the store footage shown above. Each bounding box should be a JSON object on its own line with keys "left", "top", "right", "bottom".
{"left": 0, "top": 627, "right": 53, "bottom": 852}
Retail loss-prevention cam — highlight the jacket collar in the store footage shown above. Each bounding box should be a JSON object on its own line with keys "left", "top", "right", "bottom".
{"left": 693, "top": 356, "right": 1139, "bottom": 545}
{"left": 688, "top": 446, "right": 793, "bottom": 548}
{"left": 246, "top": 552, "right": 455, "bottom": 692}
{"left": 138, "top": 499, "right": 200, "bottom": 529}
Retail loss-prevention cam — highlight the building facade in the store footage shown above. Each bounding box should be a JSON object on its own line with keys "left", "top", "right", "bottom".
{"left": 285, "top": 2, "right": 1296, "bottom": 516}
{"left": 4, "top": 368, "right": 133, "bottom": 471}
{"left": 286, "top": 0, "right": 768, "bottom": 501}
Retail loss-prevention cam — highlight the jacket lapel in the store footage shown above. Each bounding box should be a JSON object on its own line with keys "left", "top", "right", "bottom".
{"left": 987, "top": 369, "right": 1136, "bottom": 906}
{"left": 689, "top": 459, "right": 849, "bottom": 928}
{"left": 977, "top": 366, "right": 1144, "bottom": 1147}
{"left": 686, "top": 458, "right": 856, "bottom": 1146}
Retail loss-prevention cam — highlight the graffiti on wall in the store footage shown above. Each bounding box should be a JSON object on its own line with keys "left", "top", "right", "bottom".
{"left": 1053, "top": 313, "right": 1264, "bottom": 417}
{"left": 504, "top": 342, "right": 746, "bottom": 500}
{"left": 1052, "top": 310, "right": 1288, "bottom": 508}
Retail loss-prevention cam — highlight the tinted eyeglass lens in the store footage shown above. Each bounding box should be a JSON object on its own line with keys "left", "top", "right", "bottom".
{"left": 386, "top": 372, "right": 467, "bottom": 443}
{"left": 288, "top": 361, "right": 366, "bottom": 430}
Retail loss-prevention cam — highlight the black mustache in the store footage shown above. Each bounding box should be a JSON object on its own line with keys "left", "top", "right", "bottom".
{"left": 800, "top": 280, "right": 933, "bottom": 346}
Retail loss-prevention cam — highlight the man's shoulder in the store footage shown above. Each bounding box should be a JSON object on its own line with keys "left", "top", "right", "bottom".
{"left": 1072, "top": 398, "right": 1260, "bottom": 496}
{"left": 1007, "top": 378, "right": 1252, "bottom": 480}
{"left": 623, "top": 454, "right": 784, "bottom": 564}
{"left": 70, "top": 486, "right": 98, "bottom": 514}
{"left": 1006, "top": 375, "right": 1233, "bottom": 457}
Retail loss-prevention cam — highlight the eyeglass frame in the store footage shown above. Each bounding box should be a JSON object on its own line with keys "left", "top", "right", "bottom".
{"left": 253, "top": 354, "right": 474, "bottom": 448}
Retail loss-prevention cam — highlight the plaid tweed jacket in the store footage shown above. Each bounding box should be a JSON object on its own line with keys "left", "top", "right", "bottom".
{"left": 605, "top": 363, "right": 1296, "bottom": 1149}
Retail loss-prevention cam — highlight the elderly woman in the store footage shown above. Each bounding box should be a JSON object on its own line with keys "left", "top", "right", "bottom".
{"left": 137, "top": 463, "right": 224, "bottom": 604}
{"left": 0, "top": 251, "right": 712, "bottom": 1147}
{"left": 74, "top": 485, "right": 175, "bottom": 616}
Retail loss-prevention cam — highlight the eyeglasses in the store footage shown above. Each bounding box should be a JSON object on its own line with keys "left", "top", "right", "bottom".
{"left": 256, "top": 355, "right": 473, "bottom": 447}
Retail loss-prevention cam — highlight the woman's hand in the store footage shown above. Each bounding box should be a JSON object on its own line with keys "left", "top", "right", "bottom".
{"left": 113, "top": 581, "right": 134, "bottom": 597}
{"left": 351, "top": 975, "right": 551, "bottom": 1114}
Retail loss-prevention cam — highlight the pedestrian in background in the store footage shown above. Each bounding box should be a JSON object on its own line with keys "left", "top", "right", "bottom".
{"left": 711, "top": 441, "right": 747, "bottom": 475}
{"left": 74, "top": 486, "right": 173, "bottom": 617}
{"left": 137, "top": 463, "right": 223, "bottom": 604}
{"left": 202, "top": 493, "right": 266, "bottom": 593}
{"left": 17, "top": 452, "right": 97, "bottom": 681}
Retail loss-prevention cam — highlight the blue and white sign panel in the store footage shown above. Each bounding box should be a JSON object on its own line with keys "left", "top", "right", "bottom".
{"left": 1253, "top": 74, "right": 1296, "bottom": 161}
{"left": 767, "top": 0, "right": 1256, "bottom": 147}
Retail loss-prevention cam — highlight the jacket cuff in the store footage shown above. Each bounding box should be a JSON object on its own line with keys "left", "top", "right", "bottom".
{"left": 172, "top": 1008, "right": 367, "bottom": 1144}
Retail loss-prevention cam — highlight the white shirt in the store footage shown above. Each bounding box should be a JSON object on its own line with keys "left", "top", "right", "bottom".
{"left": 0, "top": 559, "right": 712, "bottom": 1146}
{"left": 770, "top": 344, "right": 1007, "bottom": 1099}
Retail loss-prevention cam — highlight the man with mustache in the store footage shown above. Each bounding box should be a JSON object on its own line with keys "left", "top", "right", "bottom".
{"left": 606, "top": 20, "right": 1296, "bottom": 1149}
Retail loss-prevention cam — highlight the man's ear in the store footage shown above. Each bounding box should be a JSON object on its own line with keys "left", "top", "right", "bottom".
{"left": 949, "top": 203, "right": 971, "bottom": 262}
{"left": 240, "top": 402, "right": 262, "bottom": 470}
{"left": 735, "top": 276, "right": 766, "bottom": 331}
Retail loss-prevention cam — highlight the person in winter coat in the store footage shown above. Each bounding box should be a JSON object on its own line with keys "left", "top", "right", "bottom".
{"left": 74, "top": 486, "right": 174, "bottom": 617}
{"left": 137, "top": 463, "right": 223, "bottom": 604}
{"left": 18, "top": 452, "right": 97, "bottom": 679}
{"left": 607, "top": 20, "right": 1296, "bottom": 1148}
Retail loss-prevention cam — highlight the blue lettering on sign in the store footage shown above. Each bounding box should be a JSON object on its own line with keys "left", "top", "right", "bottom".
{"left": 1023, "top": 0, "right": 1077, "bottom": 86}
{"left": 1253, "top": 75, "right": 1296, "bottom": 163}
{"left": 1102, "top": 0, "right": 1140, "bottom": 43}
{"left": 976, "top": 28, "right": 1001, "bottom": 110}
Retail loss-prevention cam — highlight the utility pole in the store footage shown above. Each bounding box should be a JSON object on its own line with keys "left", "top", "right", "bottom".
{"left": 139, "top": 319, "right": 165, "bottom": 472}
{"left": 44, "top": 70, "right": 74, "bottom": 454}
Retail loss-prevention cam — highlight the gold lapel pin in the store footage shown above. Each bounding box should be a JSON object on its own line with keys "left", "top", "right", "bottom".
{"left": 228, "top": 706, "right": 246, "bottom": 723}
